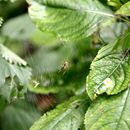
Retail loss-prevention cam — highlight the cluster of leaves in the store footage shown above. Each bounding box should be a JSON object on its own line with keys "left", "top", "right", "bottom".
{"left": 26, "top": 0, "right": 130, "bottom": 130}
{"left": 0, "top": 1, "right": 40, "bottom": 130}
{"left": 0, "top": 0, "right": 130, "bottom": 130}
{"left": 0, "top": 44, "right": 32, "bottom": 102}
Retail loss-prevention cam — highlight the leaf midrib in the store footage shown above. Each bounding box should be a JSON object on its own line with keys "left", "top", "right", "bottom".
{"left": 94, "top": 51, "right": 128, "bottom": 92}
{"left": 33, "top": 1, "right": 115, "bottom": 17}
{"left": 49, "top": 109, "right": 72, "bottom": 130}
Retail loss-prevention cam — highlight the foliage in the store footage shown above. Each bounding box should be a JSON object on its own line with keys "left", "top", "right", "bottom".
{"left": 27, "top": 0, "right": 114, "bottom": 40}
{"left": 116, "top": 1, "right": 130, "bottom": 16}
{"left": 30, "top": 95, "right": 89, "bottom": 130}
{"left": 0, "top": 100, "right": 41, "bottom": 130}
{"left": 0, "top": 0, "right": 130, "bottom": 130}
{"left": 87, "top": 41, "right": 130, "bottom": 99}
{"left": 2, "top": 14, "right": 35, "bottom": 40}
{"left": 85, "top": 87, "right": 130, "bottom": 130}
{"left": 0, "top": 44, "right": 31, "bottom": 102}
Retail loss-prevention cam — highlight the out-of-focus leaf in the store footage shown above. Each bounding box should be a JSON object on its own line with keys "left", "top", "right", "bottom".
{"left": 27, "top": 0, "right": 114, "bottom": 40}
{"left": 87, "top": 42, "right": 130, "bottom": 100}
{"left": 0, "top": 55, "right": 31, "bottom": 86}
{"left": 28, "top": 84, "right": 60, "bottom": 94}
{"left": 0, "top": 100, "right": 41, "bottom": 130}
{"left": 107, "top": 0, "right": 128, "bottom": 8}
{"left": 116, "top": 1, "right": 130, "bottom": 16}
{"left": 0, "top": 44, "right": 26, "bottom": 66}
{"left": 0, "top": 17, "right": 3, "bottom": 27}
{"left": 0, "top": 80, "right": 15, "bottom": 102}
{"left": 31, "top": 29, "right": 58, "bottom": 45}
{"left": 30, "top": 95, "right": 89, "bottom": 130}
{"left": 0, "top": 44, "right": 31, "bottom": 85}
{"left": 85, "top": 87, "right": 130, "bottom": 130}
{"left": 0, "top": 44, "right": 32, "bottom": 101}
{"left": 100, "top": 22, "right": 128, "bottom": 43}
{"left": 0, "top": 56, "right": 32, "bottom": 101}
{"left": 2, "top": 14, "right": 35, "bottom": 40}
{"left": 0, "top": 98, "right": 6, "bottom": 112}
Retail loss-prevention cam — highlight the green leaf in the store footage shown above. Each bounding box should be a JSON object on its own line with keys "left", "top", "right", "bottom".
{"left": 0, "top": 44, "right": 31, "bottom": 86}
{"left": 0, "top": 56, "right": 32, "bottom": 101}
{"left": 30, "top": 95, "right": 89, "bottom": 130}
{"left": 107, "top": 0, "right": 128, "bottom": 8}
{"left": 31, "top": 29, "right": 58, "bottom": 45}
{"left": 0, "top": 81, "right": 15, "bottom": 102}
{"left": 118, "top": 29, "right": 130, "bottom": 50}
{"left": 86, "top": 42, "right": 130, "bottom": 100}
{"left": 0, "top": 55, "right": 31, "bottom": 86}
{"left": 107, "top": 0, "right": 122, "bottom": 8}
{"left": 27, "top": 0, "right": 114, "bottom": 40}
{"left": 85, "top": 87, "right": 130, "bottom": 130}
{"left": 0, "top": 100, "right": 41, "bottom": 130}
{"left": 28, "top": 84, "right": 60, "bottom": 94}
{"left": 116, "top": 1, "right": 130, "bottom": 16}
{"left": 0, "top": 44, "right": 32, "bottom": 101}
{"left": 0, "top": 44, "right": 26, "bottom": 66}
